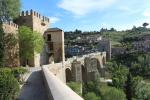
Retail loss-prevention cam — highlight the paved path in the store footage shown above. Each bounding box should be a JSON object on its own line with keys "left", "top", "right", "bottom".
{"left": 18, "top": 67, "right": 49, "bottom": 100}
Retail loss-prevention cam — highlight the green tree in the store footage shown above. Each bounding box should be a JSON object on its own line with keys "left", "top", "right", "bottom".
{"left": 101, "top": 86, "right": 126, "bottom": 100}
{"left": 83, "top": 79, "right": 101, "bottom": 96}
{"left": 18, "top": 26, "right": 44, "bottom": 63}
{"left": 142, "top": 22, "right": 149, "bottom": 28}
{"left": 0, "top": 0, "right": 21, "bottom": 66}
{"left": 135, "top": 82, "right": 150, "bottom": 100}
{"left": 74, "top": 29, "right": 82, "bottom": 34}
{"left": 0, "top": 68, "right": 20, "bottom": 100}
{"left": 125, "top": 74, "right": 142, "bottom": 100}
{"left": 109, "top": 63, "right": 129, "bottom": 89}
{"left": 130, "top": 54, "right": 150, "bottom": 78}
{"left": 0, "top": 0, "right": 21, "bottom": 19}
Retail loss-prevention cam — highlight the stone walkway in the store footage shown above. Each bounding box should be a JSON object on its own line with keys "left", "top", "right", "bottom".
{"left": 18, "top": 67, "right": 49, "bottom": 100}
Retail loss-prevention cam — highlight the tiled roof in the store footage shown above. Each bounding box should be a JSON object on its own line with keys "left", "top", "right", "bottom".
{"left": 46, "top": 28, "right": 62, "bottom": 32}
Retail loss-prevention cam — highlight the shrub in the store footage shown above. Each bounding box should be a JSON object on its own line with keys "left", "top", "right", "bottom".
{"left": 135, "top": 82, "right": 150, "bottom": 100}
{"left": 84, "top": 92, "right": 101, "bottom": 100}
{"left": 100, "top": 86, "right": 126, "bottom": 100}
{"left": 0, "top": 68, "right": 20, "bottom": 100}
{"left": 67, "top": 82, "right": 82, "bottom": 96}
{"left": 11, "top": 67, "right": 28, "bottom": 83}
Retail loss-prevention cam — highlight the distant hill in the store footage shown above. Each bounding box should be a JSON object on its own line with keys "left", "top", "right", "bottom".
{"left": 64, "top": 27, "right": 150, "bottom": 47}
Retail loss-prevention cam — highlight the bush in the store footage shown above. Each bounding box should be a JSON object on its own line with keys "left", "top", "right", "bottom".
{"left": 11, "top": 67, "right": 28, "bottom": 76}
{"left": 11, "top": 67, "right": 28, "bottom": 83}
{"left": 0, "top": 68, "right": 20, "bottom": 100}
{"left": 135, "top": 82, "right": 150, "bottom": 100}
{"left": 67, "top": 82, "right": 82, "bottom": 96}
{"left": 84, "top": 92, "right": 101, "bottom": 100}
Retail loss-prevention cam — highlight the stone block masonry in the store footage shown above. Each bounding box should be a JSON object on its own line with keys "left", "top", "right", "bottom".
{"left": 2, "top": 22, "right": 20, "bottom": 67}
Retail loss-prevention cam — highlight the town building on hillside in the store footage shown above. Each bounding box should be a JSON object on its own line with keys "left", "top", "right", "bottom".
{"left": 65, "top": 46, "right": 85, "bottom": 57}
{"left": 97, "top": 39, "right": 111, "bottom": 60}
{"left": 133, "top": 34, "right": 150, "bottom": 52}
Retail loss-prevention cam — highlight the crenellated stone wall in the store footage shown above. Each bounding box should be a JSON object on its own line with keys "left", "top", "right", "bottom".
{"left": 16, "top": 10, "right": 50, "bottom": 34}
{"left": 2, "top": 22, "right": 20, "bottom": 67}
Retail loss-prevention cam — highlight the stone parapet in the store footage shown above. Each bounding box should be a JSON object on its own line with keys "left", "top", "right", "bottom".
{"left": 42, "top": 66, "right": 84, "bottom": 100}
{"left": 2, "top": 22, "right": 18, "bottom": 34}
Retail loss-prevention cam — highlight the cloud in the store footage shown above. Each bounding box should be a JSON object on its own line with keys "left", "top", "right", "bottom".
{"left": 143, "top": 9, "right": 150, "bottom": 17}
{"left": 58, "top": 0, "right": 117, "bottom": 16}
{"left": 49, "top": 17, "right": 60, "bottom": 24}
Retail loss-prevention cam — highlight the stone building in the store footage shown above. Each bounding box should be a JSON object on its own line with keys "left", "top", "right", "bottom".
{"left": 42, "top": 28, "right": 65, "bottom": 65}
{"left": 133, "top": 34, "right": 150, "bottom": 52}
{"left": 133, "top": 40, "right": 150, "bottom": 52}
{"left": 2, "top": 22, "right": 20, "bottom": 67}
{"left": 111, "top": 47, "right": 126, "bottom": 56}
{"left": 2, "top": 10, "right": 66, "bottom": 67}
{"left": 15, "top": 10, "right": 50, "bottom": 67}
{"left": 98, "top": 39, "right": 111, "bottom": 60}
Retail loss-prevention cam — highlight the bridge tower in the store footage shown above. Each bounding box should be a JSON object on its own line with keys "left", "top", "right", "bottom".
{"left": 14, "top": 10, "right": 50, "bottom": 67}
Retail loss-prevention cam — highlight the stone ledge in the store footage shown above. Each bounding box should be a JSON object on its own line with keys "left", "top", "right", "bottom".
{"left": 42, "top": 66, "right": 84, "bottom": 100}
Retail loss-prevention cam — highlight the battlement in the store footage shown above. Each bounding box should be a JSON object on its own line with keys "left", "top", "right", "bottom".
{"left": 2, "top": 22, "right": 18, "bottom": 29}
{"left": 20, "top": 9, "right": 50, "bottom": 23}
{"left": 2, "top": 22, "right": 18, "bottom": 34}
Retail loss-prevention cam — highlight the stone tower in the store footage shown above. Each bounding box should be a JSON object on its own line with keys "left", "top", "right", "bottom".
{"left": 15, "top": 10, "right": 50, "bottom": 67}
{"left": 42, "top": 28, "right": 65, "bottom": 65}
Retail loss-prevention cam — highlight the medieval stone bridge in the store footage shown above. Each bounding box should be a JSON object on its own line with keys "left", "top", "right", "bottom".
{"left": 19, "top": 52, "right": 106, "bottom": 100}
{"left": 43, "top": 52, "right": 106, "bottom": 83}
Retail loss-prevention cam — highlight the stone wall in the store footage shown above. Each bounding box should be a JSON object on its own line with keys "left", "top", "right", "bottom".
{"left": 2, "top": 22, "right": 20, "bottom": 67}
{"left": 45, "top": 52, "right": 106, "bottom": 83}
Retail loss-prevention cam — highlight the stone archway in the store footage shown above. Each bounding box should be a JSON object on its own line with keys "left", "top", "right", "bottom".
{"left": 65, "top": 68, "right": 72, "bottom": 83}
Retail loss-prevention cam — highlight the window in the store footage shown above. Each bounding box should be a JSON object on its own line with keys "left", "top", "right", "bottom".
{"left": 47, "top": 34, "right": 51, "bottom": 41}
{"left": 49, "top": 42, "right": 53, "bottom": 50}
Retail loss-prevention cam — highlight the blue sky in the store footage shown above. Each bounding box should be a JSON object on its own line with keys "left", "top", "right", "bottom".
{"left": 21, "top": 0, "right": 150, "bottom": 31}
